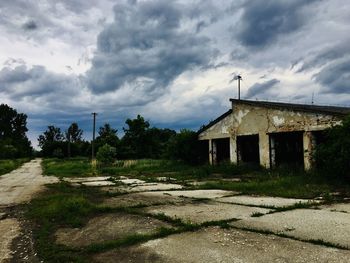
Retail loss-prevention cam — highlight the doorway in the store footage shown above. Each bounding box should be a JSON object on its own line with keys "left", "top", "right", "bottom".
{"left": 237, "top": 134, "right": 260, "bottom": 165}
{"left": 269, "top": 131, "right": 304, "bottom": 168}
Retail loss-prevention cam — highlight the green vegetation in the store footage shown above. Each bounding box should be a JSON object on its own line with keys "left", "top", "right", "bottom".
{"left": 96, "top": 144, "right": 116, "bottom": 166}
{"left": 315, "top": 115, "right": 350, "bottom": 181}
{"left": 42, "top": 158, "right": 94, "bottom": 178}
{"left": 25, "top": 182, "right": 235, "bottom": 262}
{"left": 42, "top": 157, "right": 349, "bottom": 198}
{"left": 198, "top": 173, "right": 336, "bottom": 198}
{"left": 0, "top": 104, "right": 33, "bottom": 158}
{"left": 0, "top": 158, "right": 30, "bottom": 175}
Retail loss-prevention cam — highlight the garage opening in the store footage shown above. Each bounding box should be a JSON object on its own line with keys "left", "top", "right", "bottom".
{"left": 269, "top": 131, "right": 304, "bottom": 168}
{"left": 312, "top": 130, "right": 327, "bottom": 146}
{"left": 213, "top": 138, "right": 230, "bottom": 163}
{"left": 237, "top": 134, "right": 260, "bottom": 164}
{"left": 198, "top": 140, "right": 209, "bottom": 164}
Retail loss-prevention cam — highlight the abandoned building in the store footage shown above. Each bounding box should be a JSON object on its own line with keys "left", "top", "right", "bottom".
{"left": 198, "top": 99, "right": 350, "bottom": 169}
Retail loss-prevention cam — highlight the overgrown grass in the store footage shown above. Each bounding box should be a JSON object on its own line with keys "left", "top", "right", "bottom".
{"left": 98, "top": 158, "right": 259, "bottom": 181}
{"left": 198, "top": 170, "right": 348, "bottom": 198}
{"left": 42, "top": 157, "right": 94, "bottom": 178}
{"left": 43, "top": 157, "right": 258, "bottom": 179}
{"left": 0, "top": 158, "right": 30, "bottom": 175}
{"left": 26, "top": 182, "right": 108, "bottom": 262}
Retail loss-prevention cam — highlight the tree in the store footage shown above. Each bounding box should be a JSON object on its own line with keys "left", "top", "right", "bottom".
{"left": 315, "top": 115, "right": 350, "bottom": 181}
{"left": 166, "top": 129, "right": 202, "bottom": 164}
{"left": 0, "top": 104, "right": 32, "bottom": 158}
{"left": 38, "top": 126, "right": 64, "bottom": 157}
{"left": 65, "top": 123, "right": 83, "bottom": 143}
{"left": 96, "top": 144, "right": 116, "bottom": 166}
{"left": 95, "top": 123, "right": 119, "bottom": 156}
{"left": 65, "top": 123, "right": 83, "bottom": 158}
{"left": 121, "top": 115, "right": 150, "bottom": 158}
{"left": 146, "top": 127, "right": 176, "bottom": 158}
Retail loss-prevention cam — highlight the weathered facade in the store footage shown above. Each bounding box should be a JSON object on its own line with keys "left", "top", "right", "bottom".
{"left": 198, "top": 99, "right": 350, "bottom": 169}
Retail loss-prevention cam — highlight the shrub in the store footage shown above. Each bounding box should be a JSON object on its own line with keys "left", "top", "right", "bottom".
{"left": 314, "top": 115, "right": 350, "bottom": 181}
{"left": 52, "top": 148, "right": 64, "bottom": 158}
{"left": 166, "top": 129, "right": 202, "bottom": 164}
{"left": 96, "top": 144, "right": 116, "bottom": 166}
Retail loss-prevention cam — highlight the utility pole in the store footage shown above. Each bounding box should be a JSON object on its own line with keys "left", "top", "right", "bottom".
{"left": 237, "top": 75, "right": 242, "bottom": 100}
{"left": 91, "top": 112, "right": 97, "bottom": 160}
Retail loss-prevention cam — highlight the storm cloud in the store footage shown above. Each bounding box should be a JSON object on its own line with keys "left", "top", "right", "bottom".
{"left": 0, "top": 0, "right": 350, "bottom": 149}
{"left": 87, "top": 0, "right": 217, "bottom": 95}
{"left": 315, "top": 60, "right": 350, "bottom": 94}
{"left": 245, "top": 79, "right": 280, "bottom": 98}
{"left": 236, "top": 0, "right": 319, "bottom": 48}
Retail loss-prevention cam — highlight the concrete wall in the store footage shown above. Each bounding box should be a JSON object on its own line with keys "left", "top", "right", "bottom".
{"left": 199, "top": 102, "right": 343, "bottom": 168}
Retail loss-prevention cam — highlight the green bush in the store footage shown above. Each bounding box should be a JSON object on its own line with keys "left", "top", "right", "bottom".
{"left": 314, "top": 115, "right": 350, "bottom": 181}
{"left": 96, "top": 144, "right": 116, "bottom": 166}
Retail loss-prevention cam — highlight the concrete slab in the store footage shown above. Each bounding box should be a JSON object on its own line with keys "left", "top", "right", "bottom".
{"left": 118, "top": 178, "right": 146, "bottom": 185}
{"left": 102, "top": 192, "right": 185, "bottom": 208}
{"left": 231, "top": 209, "right": 350, "bottom": 248}
{"left": 0, "top": 218, "right": 21, "bottom": 262}
{"left": 320, "top": 203, "right": 350, "bottom": 213}
{"left": 129, "top": 183, "right": 183, "bottom": 192}
{"left": 63, "top": 176, "right": 111, "bottom": 183}
{"left": 55, "top": 213, "right": 172, "bottom": 247}
{"left": 145, "top": 202, "right": 271, "bottom": 224}
{"left": 81, "top": 181, "right": 116, "bottom": 186}
{"left": 94, "top": 227, "right": 350, "bottom": 263}
{"left": 217, "top": 195, "right": 314, "bottom": 208}
{"left": 155, "top": 177, "right": 177, "bottom": 182}
{"left": 154, "top": 189, "right": 237, "bottom": 199}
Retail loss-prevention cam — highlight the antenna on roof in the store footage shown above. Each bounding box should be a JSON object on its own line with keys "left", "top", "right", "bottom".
{"left": 230, "top": 73, "right": 242, "bottom": 100}
{"left": 237, "top": 75, "right": 242, "bottom": 100}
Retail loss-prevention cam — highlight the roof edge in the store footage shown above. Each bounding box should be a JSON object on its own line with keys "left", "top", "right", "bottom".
{"left": 229, "top": 99, "right": 350, "bottom": 116}
{"left": 197, "top": 109, "right": 232, "bottom": 135}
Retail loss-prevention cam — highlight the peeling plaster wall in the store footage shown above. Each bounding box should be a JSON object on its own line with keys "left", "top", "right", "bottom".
{"left": 198, "top": 102, "right": 344, "bottom": 168}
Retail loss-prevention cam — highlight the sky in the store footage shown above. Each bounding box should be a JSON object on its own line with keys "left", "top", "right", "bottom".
{"left": 1, "top": 0, "right": 350, "bottom": 149}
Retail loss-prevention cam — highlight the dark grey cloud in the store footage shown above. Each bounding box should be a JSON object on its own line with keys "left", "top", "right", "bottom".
{"left": 22, "top": 20, "right": 38, "bottom": 30}
{"left": 297, "top": 42, "right": 350, "bottom": 72}
{"left": 236, "top": 0, "right": 319, "bottom": 48}
{"left": 87, "top": 0, "right": 217, "bottom": 95}
{"left": 0, "top": 65, "right": 81, "bottom": 99}
{"left": 315, "top": 60, "right": 350, "bottom": 94}
{"left": 245, "top": 79, "right": 280, "bottom": 98}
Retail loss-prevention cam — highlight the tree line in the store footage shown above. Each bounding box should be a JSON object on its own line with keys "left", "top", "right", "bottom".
{"left": 37, "top": 114, "right": 207, "bottom": 164}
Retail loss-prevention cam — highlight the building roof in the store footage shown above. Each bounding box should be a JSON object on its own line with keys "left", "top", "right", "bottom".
{"left": 197, "top": 109, "right": 232, "bottom": 134}
{"left": 230, "top": 99, "right": 350, "bottom": 116}
{"left": 198, "top": 99, "right": 350, "bottom": 135}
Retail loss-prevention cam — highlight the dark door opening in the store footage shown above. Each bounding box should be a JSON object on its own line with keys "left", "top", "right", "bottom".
{"left": 237, "top": 134, "right": 260, "bottom": 164}
{"left": 313, "top": 130, "right": 327, "bottom": 146}
{"left": 270, "top": 131, "right": 304, "bottom": 168}
{"left": 213, "top": 138, "right": 230, "bottom": 163}
{"left": 198, "top": 140, "right": 209, "bottom": 164}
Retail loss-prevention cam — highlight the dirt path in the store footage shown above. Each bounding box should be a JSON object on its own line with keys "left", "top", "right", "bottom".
{"left": 0, "top": 159, "right": 58, "bottom": 262}
{"left": 0, "top": 159, "right": 58, "bottom": 207}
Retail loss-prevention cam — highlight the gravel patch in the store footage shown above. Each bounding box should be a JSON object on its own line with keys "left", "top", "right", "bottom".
{"left": 0, "top": 218, "right": 21, "bottom": 262}
{"left": 102, "top": 192, "right": 185, "bottom": 207}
